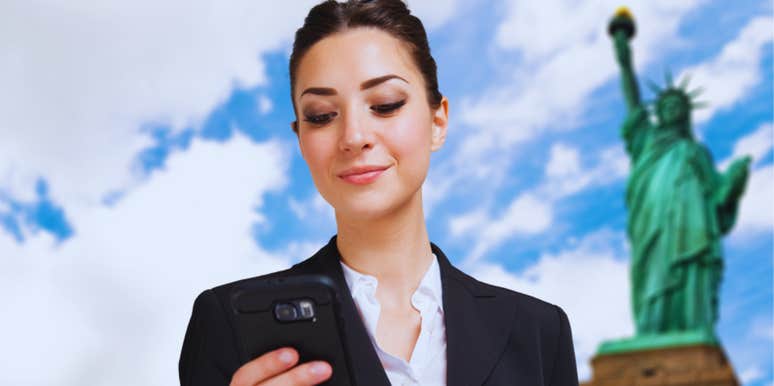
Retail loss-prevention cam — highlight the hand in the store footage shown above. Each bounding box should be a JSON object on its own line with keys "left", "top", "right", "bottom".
{"left": 725, "top": 156, "right": 752, "bottom": 199}
{"left": 729, "top": 156, "right": 751, "bottom": 181}
{"left": 729, "top": 155, "right": 752, "bottom": 174}
{"left": 230, "top": 347, "right": 332, "bottom": 386}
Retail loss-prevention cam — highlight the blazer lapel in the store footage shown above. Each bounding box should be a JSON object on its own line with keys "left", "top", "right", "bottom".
{"left": 295, "top": 236, "right": 516, "bottom": 386}
{"left": 294, "top": 236, "right": 391, "bottom": 386}
{"left": 431, "top": 242, "right": 517, "bottom": 386}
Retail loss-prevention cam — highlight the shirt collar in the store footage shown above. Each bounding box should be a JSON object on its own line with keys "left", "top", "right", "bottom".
{"left": 339, "top": 252, "right": 444, "bottom": 311}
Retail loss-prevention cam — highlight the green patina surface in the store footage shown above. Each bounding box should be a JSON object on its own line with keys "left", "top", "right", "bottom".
{"left": 598, "top": 330, "right": 719, "bottom": 355}
{"left": 599, "top": 9, "right": 751, "bottom": 355}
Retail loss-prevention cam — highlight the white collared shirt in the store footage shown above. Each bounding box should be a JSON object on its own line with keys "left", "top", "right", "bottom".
{"left": 340, "top": 253, "right": 447, "bottom": 386}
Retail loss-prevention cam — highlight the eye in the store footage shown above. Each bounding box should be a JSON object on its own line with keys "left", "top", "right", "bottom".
{"left": 303, "top": 112, "right": 338, "bottom": 126}
{"left": 371, "top": 99, "right": 406, "bottom": 115}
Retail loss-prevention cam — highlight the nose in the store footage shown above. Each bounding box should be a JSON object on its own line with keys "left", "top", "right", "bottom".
{"left": 338, "top": 107, "right": 374, "bottom": 154}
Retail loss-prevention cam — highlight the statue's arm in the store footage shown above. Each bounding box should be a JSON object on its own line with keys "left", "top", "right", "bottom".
{"left": 613, "top": 30, "right": 649, "bottom": 159}
{"left": 713, "top": 155, "right": 752, "bottom": 234}
{"left": 613, "top": 31, "right": 641, "bottom": 111}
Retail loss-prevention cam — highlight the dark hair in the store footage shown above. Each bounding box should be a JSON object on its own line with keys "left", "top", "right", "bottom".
{"left": 289, "top": 0, "right": 443, "bottom": 133}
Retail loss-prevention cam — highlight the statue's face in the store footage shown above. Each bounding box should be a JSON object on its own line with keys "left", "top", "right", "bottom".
{"left": 657, "top": 93, "right": 689, "bottom": 126}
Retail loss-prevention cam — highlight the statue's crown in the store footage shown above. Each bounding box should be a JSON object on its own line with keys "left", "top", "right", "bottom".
{"left": 648, "top": 70, "right": 706, "bottom": 110}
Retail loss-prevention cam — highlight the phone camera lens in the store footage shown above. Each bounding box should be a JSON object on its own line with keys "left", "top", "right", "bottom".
{"left": 274, "top": 303, "right": 298, "bottom": 322}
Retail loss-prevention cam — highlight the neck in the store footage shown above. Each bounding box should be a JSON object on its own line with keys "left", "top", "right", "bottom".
{"left": 334, "top": 189, "right": 434, "bottom": 305}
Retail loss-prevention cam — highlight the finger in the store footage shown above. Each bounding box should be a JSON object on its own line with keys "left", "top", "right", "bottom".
{"left": 261, "top": 360, "right": 332, "bottom": 386}
{"left": 230, "top": 347, "right": 299, "bottom": 386}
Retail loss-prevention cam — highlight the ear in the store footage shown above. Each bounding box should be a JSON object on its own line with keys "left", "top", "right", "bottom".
{"left": 430, "top": 96, "right": 449, "bottom": 152}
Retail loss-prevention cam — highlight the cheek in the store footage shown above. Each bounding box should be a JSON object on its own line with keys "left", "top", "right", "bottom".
{"left": 300, "top": 134, "right": 336, "bottom": 176}
{"left": 388, "top": 109, "right": 431, "bottom": 153}
{"left": 384, "top": 111, "right": 432, "bottom": 172}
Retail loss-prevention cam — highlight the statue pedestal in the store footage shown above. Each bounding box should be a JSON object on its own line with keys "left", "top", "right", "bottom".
{"left": 581, "top": 344, "right": 739, "bottom": 386}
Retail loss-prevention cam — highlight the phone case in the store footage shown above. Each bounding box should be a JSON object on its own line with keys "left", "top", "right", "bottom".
{"left": 230, "top": 274, "right": 355, "bottom": 386}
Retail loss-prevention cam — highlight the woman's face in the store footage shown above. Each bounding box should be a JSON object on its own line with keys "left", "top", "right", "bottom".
{"left": 292, "top": 27, "right": 448, "bottom": 221}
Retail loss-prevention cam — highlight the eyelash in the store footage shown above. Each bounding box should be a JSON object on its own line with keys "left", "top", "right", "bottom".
{"left": 303, "top": 99, "right": 407, "bottom": 126}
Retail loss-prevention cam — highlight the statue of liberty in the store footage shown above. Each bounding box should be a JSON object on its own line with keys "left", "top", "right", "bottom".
{"left": 608, "top": 8, "right": 751, "bottom": 344}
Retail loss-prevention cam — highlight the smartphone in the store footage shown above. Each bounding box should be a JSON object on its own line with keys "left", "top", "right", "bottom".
{"left": 229, "top": 274, "right": 355, "bottom": 386}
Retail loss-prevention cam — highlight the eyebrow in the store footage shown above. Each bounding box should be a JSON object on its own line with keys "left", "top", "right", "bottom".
{"left": 299, "top": 74, "right": 409, "bottom": 98}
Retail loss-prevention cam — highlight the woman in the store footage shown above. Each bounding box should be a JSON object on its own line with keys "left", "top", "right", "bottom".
{"left": 179, "top": 1, "right": 579, "bottom": 385}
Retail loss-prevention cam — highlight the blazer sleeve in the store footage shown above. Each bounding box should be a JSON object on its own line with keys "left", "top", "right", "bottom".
{"left": 550, "top": 305, "right": 579, "bottom": 386}
{"left": 179, "top": 289, "right": 242, "bottom": 386}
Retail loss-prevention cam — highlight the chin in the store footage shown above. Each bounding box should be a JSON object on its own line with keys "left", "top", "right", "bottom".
{"left": 333, "top": 190, "right": 417, "bottom": 222}
{"left": 336, "top": 199, "right": 397, "bottom": 220}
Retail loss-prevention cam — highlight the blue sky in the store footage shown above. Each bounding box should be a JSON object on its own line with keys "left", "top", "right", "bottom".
{"left": 0, "top": 0, "right": 771, "bottom": 384}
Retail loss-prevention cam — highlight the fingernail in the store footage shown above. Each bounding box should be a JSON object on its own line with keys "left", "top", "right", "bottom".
{"left": 309, "top": 362, "right": 329, "bottom": 375}
{"left": 278, "top": 349, "right": 294, "bottom": 364}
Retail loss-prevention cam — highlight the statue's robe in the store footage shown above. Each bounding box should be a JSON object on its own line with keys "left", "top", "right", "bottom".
{"left": 621, "top": 106, "right": 737, "bottom": 335}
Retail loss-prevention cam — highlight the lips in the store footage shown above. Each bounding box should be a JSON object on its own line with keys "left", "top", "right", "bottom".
{"left": 337, "top": 165, "right": 390, "bottom": 185}
{"left": 337, "top": 165, "right": 390, "bottom": 178}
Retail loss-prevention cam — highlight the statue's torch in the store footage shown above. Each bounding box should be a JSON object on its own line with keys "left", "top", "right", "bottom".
{"left": 609, "top": 7, "right": 637, "bottom": 70}
{"left": 608, "top": 6, "right": 636, "bottom": 41}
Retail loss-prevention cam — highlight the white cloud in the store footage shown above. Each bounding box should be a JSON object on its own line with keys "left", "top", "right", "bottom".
{"left": 0, "top": 134, "right": 305, "bottom": 385}
{"left": 497, "top": 194, "right": 553, "bottom": 234}
{"left": 289, "top": 196, "right": 310, "bottom": 220}
{"left": 0, "top": 0, "right": 318, "bottom": 207}
{"left": 685, "top": 16, "right": 774, "bottom": 124}
{"left": 720, "top": 122, "right": 773, "bottom": 170}
{"left": 454, "top": 142, "right": 629, "bottom": 264}
{"left": 541, "top": 143, "right": 629, "bottom": 199}
{"left": 546, "top": 143, "right": 582, "bottom": 178}
{"left": 288, "top": 191, "right": 335, "bottom": 224}
{"left": 420, "top": 120, "right": 499, "bottom": 216}
{"left": 468, "top": 228, "right": 632, "bottom": 381}
{"left": 258, "top": 94, "right": 274, "bottom": 115}
{"left": 462, "top": 193, "right": 553, "bottom": 264}
{"left": 731, "top": 163, "right": 774, "bottom": 239}
{"left": 460, "top": 0, "right": 702, "bottom": 154}
{"left": 421, "top": 164, "right": 459, "bottom": 218}
{"left": 740, "top": 365, "right": 765, "bottom": 384}
{"left": 405, "top": 0, "right": 460, "bottom": 30}
{"left": 449, "top": 207, "right": 488, "bottom": 237}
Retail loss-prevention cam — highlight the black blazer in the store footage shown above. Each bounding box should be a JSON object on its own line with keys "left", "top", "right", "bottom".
{"left": 179, "top": 235, "right": 579, "bottom": 386}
